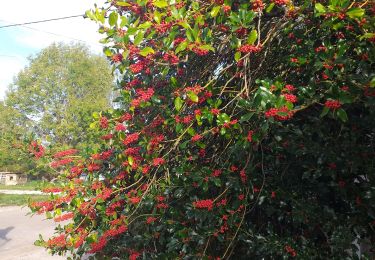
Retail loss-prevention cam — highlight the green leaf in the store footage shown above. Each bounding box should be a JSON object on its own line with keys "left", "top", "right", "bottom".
{"left": 139, "top": 47, "right": 155, "bottom": 56}
{"left": 336, "top": 108, "right": 348, "bottom": 122}
{"left": 266, "top": 3, "right": 275, "bottom": 13}
{"left": 346, "top": 8, "right": 364, "bottom": 19}
{"left": 239, "top": 112, "right": 254, "bottom": 123}
{"left": 134, "top": 31, "right": 144, "bottom": 46}
{"left": 213, "top": 178, "right": 221, "bottom": 187}
{"left": 370, "top": 77, "right": 375, "bottom": 88}
{"left": 247, "top": 30, "right": 258, "bottom": 44}
{"left": 210, "top": 6, "right": 221, "bottom": 17}
{"left": 174, "top": 97, "right": 183, "bottom": 111}
{"left": 128, "top": 156, "right": 134, "bottom": 166}
{"left": 175, "top": 41, "right": 188, "bottom": 53}
{"left": 138, "top": 21, "right": 152, "bottom": 29}
{"left": 320, "top": 106, "right": 329, "bottom": 118}
{"left": 153, "top": 0, "right": 168, "bottom": 8}
{"left": 178, "top": 21, "right": 191, "bottom": 29}
{"left": 200, "top": 45, "right": 215, "bottom": 51}
{"left": 92, "top": 112, "right": 100, "bottom": 119}
{"left": 234, "top": 51, "right": 241, "bottom": 62}
{"left": 315, "top": 3, "right": 326, "bottom": 14}
{"left": 218, "top": 113, "right": 230, "bottom": 123}
{"left": 187, "top": 91, "right": 199, "bottom": 103}
{"left": 116, "top": 1, "right": 131, "bottom": 7}
{"left": 85, "top": 10, "right": 97, "bottom": 21}
{"left": 109, "top": 12, "right": 118, "bottom": 27}
{"left": 120, "top": 16, "right": 128, "bottom": 27}
{"left": 154, "top": 10, "right": 162, "bottom": 24}
{"left": 360, "top": 33, "right": 375, "bottom": 41}
{"left": 186, "top": 29, "right": 195, "bottom": 42}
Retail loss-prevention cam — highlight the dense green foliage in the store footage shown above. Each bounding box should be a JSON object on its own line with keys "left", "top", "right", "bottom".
{"left": 1, "top": 43, "right": 114, "bottom": 174}
{"left": 0, "top": 101, "right": 34, "bottom": 172}
{"left": 31, "top": 0, "right": 374, "bottom": 259}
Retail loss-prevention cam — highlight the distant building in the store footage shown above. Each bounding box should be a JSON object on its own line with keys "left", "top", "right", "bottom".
{"left": 0, "top": 172, "right": 28, "bottom": 185}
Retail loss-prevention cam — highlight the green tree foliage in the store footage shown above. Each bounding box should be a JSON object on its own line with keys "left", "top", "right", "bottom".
{"left": 6, "top": 43, "right": 114, "bottom": 150}
{"left": 0, "top": 101, "right": 31, "bottom": 172}
{"left": 30, "top": 1, "right": 374, "bottom": 259}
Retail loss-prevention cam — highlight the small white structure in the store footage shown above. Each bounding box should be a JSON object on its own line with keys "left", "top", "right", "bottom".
{"left": 0, "top": 172, "right": 28, "bottom": 185}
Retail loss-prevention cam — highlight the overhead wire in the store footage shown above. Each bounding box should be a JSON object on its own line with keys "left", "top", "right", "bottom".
{"left": 0, "top": 16, "right": 102, "bottom": 47}
{"left": 0, "top": 15, "right": 85, "bottom": 29}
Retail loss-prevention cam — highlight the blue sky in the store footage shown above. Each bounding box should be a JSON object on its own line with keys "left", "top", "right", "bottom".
{"left": 0, "top": 0, "right": 106, "bottom": 100}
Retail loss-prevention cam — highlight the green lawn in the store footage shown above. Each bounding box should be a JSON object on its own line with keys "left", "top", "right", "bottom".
{"left": 0, "top": 193, "right": 49, "bottom": 206}
{"left": 0, "top": 180, "right": 46, "bottom": 190}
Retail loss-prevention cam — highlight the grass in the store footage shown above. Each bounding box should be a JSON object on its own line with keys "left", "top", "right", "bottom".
{"left": 0, "top": 193, "right": 49, "bottom": 206}
{"left": 0, "top": 180, "right": 46, "bottom": 190}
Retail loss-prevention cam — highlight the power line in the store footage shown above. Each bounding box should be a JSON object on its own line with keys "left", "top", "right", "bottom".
{"left": 19, "top": 24, "right": 101, "bottom": 46}
{"left": 0, "top": 18, "right": 102, "bottom": 47}
{"left": 0, "top": 15, "right": 85, "bottom": 29}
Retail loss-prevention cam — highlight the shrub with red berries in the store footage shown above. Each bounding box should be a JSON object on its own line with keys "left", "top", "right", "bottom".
{"left": 30, "top": 1, "right": 374, "bottom": 259}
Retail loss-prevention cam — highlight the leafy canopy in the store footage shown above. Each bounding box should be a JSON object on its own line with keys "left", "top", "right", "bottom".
{"left": 30, "top": 1, "right": 374, "bottom": 259}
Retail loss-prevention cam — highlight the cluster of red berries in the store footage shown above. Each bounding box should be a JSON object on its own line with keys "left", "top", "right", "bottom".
{"left": 285, "top": 245, "right": 297, "bottom": 257}
{"left": 53, "top": 149, "right": 78, "bottom": 158}
{"left": 174, "top": 37, "right": 185, "bottom": 45}
{"left": 146, "top": 216, "right": 157, "bottom": 224}
{"left": 131, "top": 88, "right": 154, "bottom": 107}
{"left": 240, "top": 170, "right": 247, "bottom": 184}
{"left": 236, "top": 27, "right": 248, "bottom": 37}
{"left": 324, "top": 100, "right": 341, "bottom": 110}
{"left": 247, "top": 130, "right": 254, "bottom": 142}
{"left": 211, "top": 169, "right": 222, "bottom": 177}
{"left": 192, "top": 47, "right": 209, "bottom": 56}
{"left": 31, "top": 200, "right": 54, "bottom": 214}
{"left": 282, "top": 93, "right": 298, "bottom": 103}
{"left": 252, "top": 0, "right": 265, "bottom": 11}
{"left": 271, "top": 0, "right": 289, "bottom": 5}
{"left": 54, "top": 212, "right": 74, "bottom": 222}
{"left": 191, "top": 134, "right": 202, "bottom": 142}
{"left": 87, "top": 163, "right": 100, "bottom": 172}
{"left": 130, "top": 61, "right": 145, "bottom": 74}
{"left": 163, "top": 53, "right": 179, "bottom": 64}
{"left": 123, "top": 133, "right": 140, "bottom": 146}
{"left": 42, "top": 187, "right": 63, "bottom": 193}
{"left": 153, "top": 157, "right": 165, "bottom": 166}
{"left": 155, "top": 22, "right": 172, "bottom": 34}
{"left": 283, "top": 84, "right": 296, "bottom": 92}
{"left": 315, "top": 46, "right": 327, "bottom": 52}
{"left": 193, "top": 199, "right": 214, "bottom": 211}
{"left": 47, "top": 234, "right": 67, "bottom": 248}
{"left": 111, "top": 53, "right": 123, "bottom": 63}
{"left": 115, "top": 123, "right": 126, "bottom": 132}
{"left": 265, "top": 107, "right": 294, "bottom": 121}
{"left": 123, "top": 78, "right": 141, "bottom": 90}
{"left": 99, "top": 116, "right": 109, "bottom": 129}
{"left": 29, "top": 141, "right": 45, "bottom": 159}
{"left": 103, "top": 225, "right": 127, "bottom": 239}
{"left": 124, "top": 147, "right": 141, "bottom": 156}
{"left": 101, "top": 133, "right": 113, "bottom": 140}
{"left": 223, "top": 5, "right": 231, "bottom": 14}
{"left": 238, "top": 44, "right": 262, "bottom": 53}
{"left": 89, "top": 236, "right": 107, "bottom": 253}
{"left": 50, "top": 158, "right": 74, "bottom": 168}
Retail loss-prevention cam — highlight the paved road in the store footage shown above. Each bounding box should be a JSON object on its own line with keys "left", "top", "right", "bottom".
{"left": 0, "top": 206, "right": 66, "bottom": 260}
{"left": 0, "top": 190, "right": 43, "bottom": 195}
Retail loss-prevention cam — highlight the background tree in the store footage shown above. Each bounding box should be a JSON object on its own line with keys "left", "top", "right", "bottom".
{"left": 0, "top": 101, "right": 29, "bottom": 172}
{"left": 6, "top": 43, "right": 114, "bottom": 151}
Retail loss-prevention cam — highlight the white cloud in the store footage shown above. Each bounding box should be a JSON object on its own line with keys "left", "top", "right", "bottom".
{"left": 0, "top": 0, "right": 108, "bottom": 100}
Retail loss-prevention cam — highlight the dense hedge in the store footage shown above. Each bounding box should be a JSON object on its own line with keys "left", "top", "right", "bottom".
{"left": 30, "top": 0, "right": 374, "bottom": 259}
